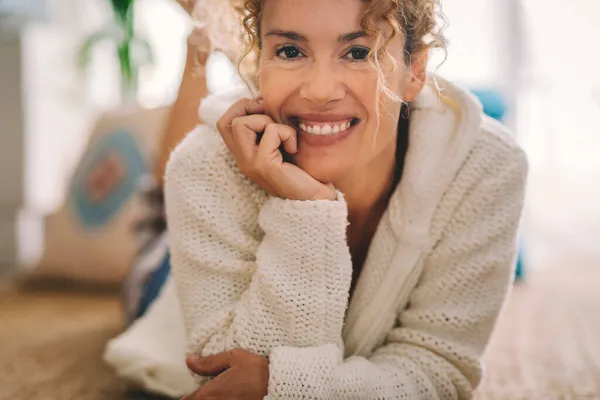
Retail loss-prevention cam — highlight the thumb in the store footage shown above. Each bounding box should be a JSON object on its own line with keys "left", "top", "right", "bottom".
{"left": 186, "top": 352, "right": 232, "bottom": 376}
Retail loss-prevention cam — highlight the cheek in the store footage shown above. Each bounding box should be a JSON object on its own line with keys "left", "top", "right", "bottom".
{"left": 345, "top": 75, "right": 379, "bottom": 119}
{"left": 258, "top": 65, "right": 296, "bottom": 120}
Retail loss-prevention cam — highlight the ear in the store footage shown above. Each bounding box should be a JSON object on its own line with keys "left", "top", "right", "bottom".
{"left": 402, "top": 49, "right": 429, "bottom": 102}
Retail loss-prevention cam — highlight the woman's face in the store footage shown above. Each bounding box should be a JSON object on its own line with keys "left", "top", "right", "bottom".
{"left": 258, "top": 0, "right": 425, "bottom": 184}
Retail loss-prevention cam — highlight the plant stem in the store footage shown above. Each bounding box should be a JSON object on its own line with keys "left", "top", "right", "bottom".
{"left": 117, "top": 0, "right": 137, "bottom": 102}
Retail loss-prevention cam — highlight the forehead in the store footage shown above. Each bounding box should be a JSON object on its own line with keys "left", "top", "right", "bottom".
{"left": 261, "top": 0, "right": 365, "bottom": 37}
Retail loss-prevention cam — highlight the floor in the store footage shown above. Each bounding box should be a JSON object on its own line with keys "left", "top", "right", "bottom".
{"left": 477, "top": 265, "right": 600, "bottom": 399}
{"left": 1, "top": 253, "right": 599, "bottom": 400}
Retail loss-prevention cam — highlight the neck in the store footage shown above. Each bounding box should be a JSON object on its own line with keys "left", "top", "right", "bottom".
{"left": 336, "top": 140, "right": 397, "bottom": 223}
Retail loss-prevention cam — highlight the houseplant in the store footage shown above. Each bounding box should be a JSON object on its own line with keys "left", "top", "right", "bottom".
{"left": 78, "top": 0, "right": 152, "bottom": 103}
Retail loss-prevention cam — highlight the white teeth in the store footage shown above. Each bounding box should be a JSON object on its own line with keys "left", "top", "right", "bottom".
{"left": 299, "top": 119, "right": 354, "bottom": 135}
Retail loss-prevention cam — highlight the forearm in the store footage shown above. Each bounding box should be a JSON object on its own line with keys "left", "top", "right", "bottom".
{"left": 228, "top": 196, "right": 353, "bottom": 352}
{"left": 180, "top": 195, "right": 353, "bottom": 358}
{"left": 266, "top": 342, "right": 474, "bottom": 400}
{"left": 156, "top": 40, "right": 209, "bottom": 185}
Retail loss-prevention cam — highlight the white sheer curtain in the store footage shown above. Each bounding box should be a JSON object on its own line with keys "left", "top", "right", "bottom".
{"left": 517, "top": 0, "right": 600, "bottom": 264}
{"left": 436, "top": 0, "right": 600, "bottom": 268}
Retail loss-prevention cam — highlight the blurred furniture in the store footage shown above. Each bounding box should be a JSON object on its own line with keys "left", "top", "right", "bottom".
{"left": 28, "top": 105, "right": 170, "bottom": 285}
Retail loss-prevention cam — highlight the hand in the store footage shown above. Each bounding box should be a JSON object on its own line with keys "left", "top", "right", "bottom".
{"left": 182, "top": 349, "right": 269, "bottom": 400}
{"left": 216, "top": 97, "right": 336, "bottom": 201}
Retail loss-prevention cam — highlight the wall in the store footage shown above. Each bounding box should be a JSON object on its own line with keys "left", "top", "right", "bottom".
{"left": 0, "top": 32, "right": 24, "bottom": 270}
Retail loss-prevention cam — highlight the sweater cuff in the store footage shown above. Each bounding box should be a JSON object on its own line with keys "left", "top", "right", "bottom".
{"left": 258, "top": 191, "right": 349, "bottom": 241}
{"left": 266, "top": 344, "right": 341, "bottom": 399}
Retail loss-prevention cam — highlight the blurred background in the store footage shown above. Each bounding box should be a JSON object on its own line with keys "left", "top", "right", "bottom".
{"left": 0, "top": 0, "right": 599, "bottom": 399}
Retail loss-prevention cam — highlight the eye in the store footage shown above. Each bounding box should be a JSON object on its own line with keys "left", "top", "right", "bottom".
{"left": 344, "top": 47, "right": 370, "bottom": 62}
{"left": 276, "top": 45, "right": 304, "bottom": 60}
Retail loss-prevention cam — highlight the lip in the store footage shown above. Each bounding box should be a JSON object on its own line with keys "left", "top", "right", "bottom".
{"left": 297, "top": 120, "right": 358, "bottom": 147}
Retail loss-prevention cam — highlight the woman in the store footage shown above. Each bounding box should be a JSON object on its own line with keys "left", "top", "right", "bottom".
{"left": 165, "top": 0, "right": 528, "bottom": 398}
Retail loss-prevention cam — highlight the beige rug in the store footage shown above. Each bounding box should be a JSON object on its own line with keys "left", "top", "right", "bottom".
{"left": 477, "top": 265, "right": 600, "bottom": 399}
{"left": 1, "top": 265, "right": 599, "bottom": 400}
{"left": 0, "top": 283, "right": 128, "bottom": 400}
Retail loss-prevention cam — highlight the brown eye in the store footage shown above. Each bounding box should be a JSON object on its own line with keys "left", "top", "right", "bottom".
{"left": 276, "top": 45, "right": 303, "bottom": 60}
{"left": 344, "top": 47, "right": 370, "bottom": 61}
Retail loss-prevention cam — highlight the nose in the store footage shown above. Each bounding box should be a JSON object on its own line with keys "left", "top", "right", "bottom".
{"left": 299, "top": 61, "right": 345, "bottom": 106}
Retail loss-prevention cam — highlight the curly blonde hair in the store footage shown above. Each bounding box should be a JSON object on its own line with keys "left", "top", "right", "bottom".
{"left": 234, "top": 0, "right": 447, "bottom": 100}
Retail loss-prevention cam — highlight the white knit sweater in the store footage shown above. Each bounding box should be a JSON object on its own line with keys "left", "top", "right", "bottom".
{"left": 164, "top": 77, "right": 527, "bottom": 399}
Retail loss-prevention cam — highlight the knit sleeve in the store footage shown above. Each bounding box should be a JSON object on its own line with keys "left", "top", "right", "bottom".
{"left": 264, "top": 147, "right": 528, "bottom": 399}
{"left": 164, "top": 128, "right": 353, "bottom": 363}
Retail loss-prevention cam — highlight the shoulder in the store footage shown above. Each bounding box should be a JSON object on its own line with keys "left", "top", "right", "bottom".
{"left": 165, "top": 125, "right": 267, "bottom": 210}
{"left": 460, "top": 116, "right": 528, "bottom": 193}
{"left": 429, "top": 115, "right": 528, "bottom": 242}
{"left": 479, "top": 116, "right": 527, "bottom": 171}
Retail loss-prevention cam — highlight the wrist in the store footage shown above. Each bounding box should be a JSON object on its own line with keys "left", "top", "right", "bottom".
{"left": 310, "top": 184, "right": 337, "bottom": 201}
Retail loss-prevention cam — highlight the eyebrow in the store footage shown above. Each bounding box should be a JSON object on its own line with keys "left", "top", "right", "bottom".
{"left": 263, "top": 29, "right": 368, "bottom": 43}
{"left": 338, "top": 30, "right": 368, "bottom": 42}
{"left": 264, "top": 30, "right": 308, "bottom": 41}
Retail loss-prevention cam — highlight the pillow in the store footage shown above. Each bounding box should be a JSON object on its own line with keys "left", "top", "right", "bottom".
{"left": 28, "top": 105, "right": 170, "bottom": 285}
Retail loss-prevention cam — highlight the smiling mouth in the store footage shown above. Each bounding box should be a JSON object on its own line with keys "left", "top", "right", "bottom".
{"left": 291, "top": 118, "right": 360, "bottom": 135}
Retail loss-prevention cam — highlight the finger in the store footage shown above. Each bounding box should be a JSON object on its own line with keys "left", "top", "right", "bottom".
{"left": 231, "top": 114, "right": 275, "bottom": 162}
{"left": 258, "top": 124, "right": 298, "bottom": 162}
{"left": 217, "top": 97, "right": 265, "bottom": 137}
{"left": 254, "top": 125, "right": 298, "bottom": 195}
{"left": 228, "top": 97, "right": 265, "bottom": 120}
{"left": 186, "top": 351, "right": 233, "bottom": 377}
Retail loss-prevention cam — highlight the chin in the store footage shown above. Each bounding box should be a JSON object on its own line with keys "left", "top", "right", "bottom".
{"left": 295, "top": 156, "right": 349, "bottom": 185}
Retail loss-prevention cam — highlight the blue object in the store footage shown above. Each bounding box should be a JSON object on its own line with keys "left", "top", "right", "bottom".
{"left": 135, "top": 251, "right": 172, "bottom": 320}
{"left": 70, "top": 129, "right": 147, "bottom": 229}
{"left": 471, "top": 88, "right": 524, "bottom": 281}
{"left": 471, "top": 89, "right": 507, "bottom": 122}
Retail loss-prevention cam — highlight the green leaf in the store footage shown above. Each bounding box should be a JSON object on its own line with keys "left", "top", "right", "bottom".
{"left": 77, "top": 24, "right": 126, "bottom": 70}
{"left": 110, "top": 0, "right": 134, "bottom": 21}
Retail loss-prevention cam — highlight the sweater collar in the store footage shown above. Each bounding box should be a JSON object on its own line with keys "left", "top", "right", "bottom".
{"left": 386, "top": 76, "right": 483, "bottom": 241}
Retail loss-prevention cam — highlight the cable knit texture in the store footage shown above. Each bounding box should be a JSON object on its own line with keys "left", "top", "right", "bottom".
{"left": 164, "top": 77, "right": 528, "bottom": 399}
